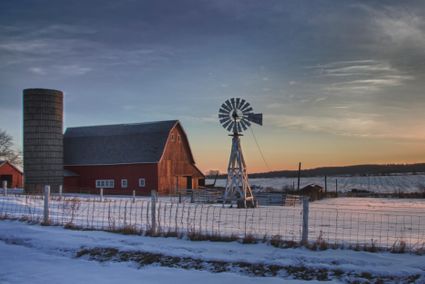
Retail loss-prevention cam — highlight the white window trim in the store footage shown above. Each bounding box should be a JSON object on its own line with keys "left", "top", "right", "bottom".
{"left": 138, "top": 178, "right": 146, "bottom": 188}
{"left": 121, "top": 179, "right": 128, "bottom": 188}
{"left": 95, "top": 179, "right": 115, "bottom": 188}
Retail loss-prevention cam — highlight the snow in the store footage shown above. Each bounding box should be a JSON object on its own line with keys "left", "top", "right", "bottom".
{"left": 0, "top": 221, "right": 424, "bottom": 283}
{"left": 1, "top": 195, "right": 424, "bottom": 250}
{"left": 208, "top": 174, "right": 425, "bottom": 193}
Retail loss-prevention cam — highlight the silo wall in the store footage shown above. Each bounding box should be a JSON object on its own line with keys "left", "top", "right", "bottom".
{"left": 23, "top": 88, "right": 63, "bottom": 193}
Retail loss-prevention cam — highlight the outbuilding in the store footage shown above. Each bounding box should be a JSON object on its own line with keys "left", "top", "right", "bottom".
{"left": 0, "top": 160, "right": 23, "bottom": 188}
{"left": 63, "top": 120, "right": 205, "bottom": 195}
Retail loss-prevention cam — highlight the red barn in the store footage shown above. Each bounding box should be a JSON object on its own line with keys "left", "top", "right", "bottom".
{"left": 63, "top": 120, "right": 204, "bottom": 195}
{"left": 0, "top": 160, "right": 23, "bottom": 188}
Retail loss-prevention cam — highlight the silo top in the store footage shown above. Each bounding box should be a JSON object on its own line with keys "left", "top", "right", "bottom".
{"left": 23, "top": 88, "right": 63, "bottom": 96}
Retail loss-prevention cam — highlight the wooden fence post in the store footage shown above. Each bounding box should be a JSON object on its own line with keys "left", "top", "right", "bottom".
{"left": 132, "top": 190, "right": 136, "bottom": 203}
{"left": 151, "top": 190, "right": 157, "bottom": 234}
{"left": 59, "top": 185, "right": 63, "bottom": 197}
{"left": 301, "top": 196, "right": 309, "bottom": 245}
{"left": 100, "top": 188, "right": 104, "bottom": 202}
{"left": 2, "top": 180, "right": 7, "bottom": 196}
{"left": 43, "top": 185, "right": 50, "bottom": 224}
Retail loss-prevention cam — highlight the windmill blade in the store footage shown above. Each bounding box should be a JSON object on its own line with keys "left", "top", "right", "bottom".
{"left": 230, "top": 98, "right": 236, "bottom": 109}
{"left": 247, "top": 113, "right": 263, "bottom": 126}
{"left": 236, "top": 122, "right": 243, "bottom": 133}
{"left": 235, "top": 98, "right": 241, "bottom": 109}
{"left": 239, "top": 119, "right": 248, "bottom": 130}
{"left": 226, "top": 121, "right": 235, "bottom": 132}
{"left": 219, "top": 113, "right": 230, "bottom": 119}
{"left": 219, "top": 108, "right": 230, "bottom": 115}
{"left": 222, "top": 119, "right": 232, "bottom": 129}
{"left": 240, "top": 101, "right": 251, "bottom": 111}
{"left": 239, "top": 99, "right": 248, "bottom": 111}
{"left": 243, "top": 106, "right": 253, "bottom": 114}
{"left": 241, "top": 117, "right": 251, "bottom": 127}
{"left": 221, "top": 103, "right": 231, "bottom": 113}
{"left": 225, "top": 99, "right": 233, "bottom": 111}
{"left": 219, "top": 117, "right": 230, "bottom": 124}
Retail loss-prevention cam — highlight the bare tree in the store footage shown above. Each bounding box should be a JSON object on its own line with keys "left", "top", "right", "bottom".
{"left": 0, "top": 129, "right": 22, "bottom": 167}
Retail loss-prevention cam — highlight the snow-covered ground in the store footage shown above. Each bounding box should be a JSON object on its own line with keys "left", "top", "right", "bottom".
{"left": 0, "top": 221, "right": 424, "bottom": 283}
{"left": 1, "top": 195, "right": 424, "bottom": 250}
{"left": 208, "top": 174, "right": 425, "bottom": 193}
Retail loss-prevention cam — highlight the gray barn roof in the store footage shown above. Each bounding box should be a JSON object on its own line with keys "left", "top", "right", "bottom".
{"left": 64, "top": 120, "right": 179, "bottom": 165}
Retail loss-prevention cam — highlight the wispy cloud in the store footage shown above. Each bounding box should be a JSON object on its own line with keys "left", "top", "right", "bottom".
{"left": 310, "top": 60, "right": 414, "bottom": 95}
{"left": 268, "top": 112, "right": 425, "bottom": 141}
{"left": 28, "top": 67, "right": 47, "bottom": 75}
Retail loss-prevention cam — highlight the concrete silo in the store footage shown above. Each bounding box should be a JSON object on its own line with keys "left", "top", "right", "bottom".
{"left": 23, "top": 88, "right": 63, "bottom": 193}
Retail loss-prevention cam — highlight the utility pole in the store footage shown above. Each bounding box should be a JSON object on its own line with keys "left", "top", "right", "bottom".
{"left": 297, "top": 162, "right": 301, "bottom": 191}
{"left": 325, "top": 175, "right": 327, "bottom": 193}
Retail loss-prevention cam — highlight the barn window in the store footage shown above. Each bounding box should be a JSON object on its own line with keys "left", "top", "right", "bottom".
{"left": 95, "top": 179, "right": 115, "bottom": 188}
{"left": 138, "top": 178, "right": 146, "bottom": 187}
{"left": 121, "top": 179, "right": 128, "bottom": 188}
{"left": 171, "top": 134, "right": 175, "bottom": 142}
{"left": 177, "top": 135, "right": 181, "bottom": 143}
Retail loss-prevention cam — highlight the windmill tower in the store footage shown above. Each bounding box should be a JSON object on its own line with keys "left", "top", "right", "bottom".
{"left": 218, "top": 98, "right": 263, "bottom": 208}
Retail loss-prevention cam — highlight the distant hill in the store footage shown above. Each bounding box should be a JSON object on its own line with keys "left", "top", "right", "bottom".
{"left": 209, "top": 163, "right": 425, "bottom": 179}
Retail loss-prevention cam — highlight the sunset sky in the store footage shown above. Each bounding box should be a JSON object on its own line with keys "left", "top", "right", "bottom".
{"left": 1, "top": 1, "right": 425, "bottom": 173}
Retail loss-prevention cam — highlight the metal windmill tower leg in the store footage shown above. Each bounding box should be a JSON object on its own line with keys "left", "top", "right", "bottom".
{"left": 223, "top": 133, "right": 256, "bottom": 208}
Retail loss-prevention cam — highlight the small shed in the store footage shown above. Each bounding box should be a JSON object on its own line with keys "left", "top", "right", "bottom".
{"left": 300, "top": 184, "right": 324, "bottom": 201}
{"left": 0, "top": 160, "right": 23, "bottom": 188}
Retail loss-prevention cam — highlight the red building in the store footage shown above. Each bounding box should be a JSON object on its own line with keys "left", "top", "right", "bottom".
{"left": 63, "top": 120, "right": 204, "bottom": 195}
{"left": 0, "top": 160, "right": 23, "bottom": 188}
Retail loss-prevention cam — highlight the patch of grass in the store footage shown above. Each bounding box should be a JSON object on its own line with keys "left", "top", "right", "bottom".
{"left": 308, "top": 232, "right": 329, "bottom": 251}
{"left": 363, "top": 239, "right": 379, "bottom": 253}
{"left": 390, "top": 240, "right": 406, "bottom": 254}
{"left": 241, "top": 233, "right": 257, "bottom": 244}
{"left": 269, "top": 235, "right": 299, "bottom": 249}
{"left": 108, "top": 225, "right": 140, "bottom": 235}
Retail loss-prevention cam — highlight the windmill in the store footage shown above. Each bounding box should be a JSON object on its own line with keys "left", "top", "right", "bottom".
{"left": 218, "top": 98, "right": 263, "bottom": 208}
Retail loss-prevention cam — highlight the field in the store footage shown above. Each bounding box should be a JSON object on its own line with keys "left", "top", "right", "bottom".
{"left": 0, "top": 193, "right": 424, "bottom": 252}
{"left": 209, "top": 174, "right": 425, "bottom": 193}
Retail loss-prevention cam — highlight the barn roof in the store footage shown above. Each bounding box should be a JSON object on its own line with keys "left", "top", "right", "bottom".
{"left": 0, "top": 160, "right": 23, "bottom": 173}
{"left": 64, "top": 120, "right": 184, "bottom": 165}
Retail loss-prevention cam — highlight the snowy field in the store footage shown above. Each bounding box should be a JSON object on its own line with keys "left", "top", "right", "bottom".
{"left": 0, "top": 221, "right": 424, "bottom": 283}
{"left": 208, "top": 174, "right": 425, "bottom": 193}
{"left": 0, "top": 195, "right": 424, "bottom": 251}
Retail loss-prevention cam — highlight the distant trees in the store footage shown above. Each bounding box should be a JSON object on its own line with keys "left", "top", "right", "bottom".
{"left": 0, "top": 129, "right": 22, "bottom": 167}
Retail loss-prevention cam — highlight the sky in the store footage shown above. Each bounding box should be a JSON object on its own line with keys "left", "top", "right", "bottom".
{"left": 1, "top": 0, "right": 425, "bottom": 173}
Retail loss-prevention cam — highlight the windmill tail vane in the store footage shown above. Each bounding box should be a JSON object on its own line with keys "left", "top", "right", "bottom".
{"left": 218, "top": 98, "right": 263, "bottom": 208}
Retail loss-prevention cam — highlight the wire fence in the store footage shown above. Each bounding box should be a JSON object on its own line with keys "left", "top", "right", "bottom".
{"left": 0, "top": 192, "right": 424, "bottom": 252}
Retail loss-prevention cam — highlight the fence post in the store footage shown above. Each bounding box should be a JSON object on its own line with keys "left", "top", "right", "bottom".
{"left": 301, "top": 196, "right": 309, "bottom": 245}
{"left": 190, "top": 190, "right": 194, "bottom": 203}
{"left": 132, "top": 190, "right": 136, "bottom": 203}
{"left": 335, "top": 179, "right": 338, "bottom": 197}
{"left": 43, "top": 185, "right": 50, "bottom": 224}
{"left": 100, "top": 188, "right": 104, "bottom": 202}
{"left": 151, "top": 190, "right": 157, "bottom": 234}
{"left": 2, "top": 180, "right": 7, "bottom": 196}
{"left": 178, "top": 192, "right": 182, "bottom": 203}
{"left": 59, "top": 185, "right": 63, "bottom": 197}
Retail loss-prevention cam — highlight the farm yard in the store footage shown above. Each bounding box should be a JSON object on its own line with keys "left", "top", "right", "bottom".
{"left": 1, "top": 191, "right": 424, "bottom": 253}
{"left": 209, "top": 174, "right": 425, "bottom": 194}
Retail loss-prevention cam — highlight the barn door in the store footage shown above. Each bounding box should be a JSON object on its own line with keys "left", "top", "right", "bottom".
{"left": 0, "top": 175, "right": 12, "bottom": 187}
{"left": 186, "top": 176, "right": 192, "bottom": 189}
